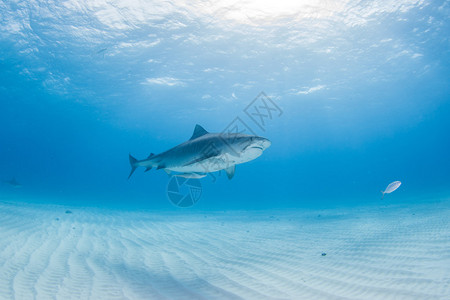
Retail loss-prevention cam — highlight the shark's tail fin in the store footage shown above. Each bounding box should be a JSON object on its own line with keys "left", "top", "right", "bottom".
{"left": 128, "top": 154, "right": 138, "bottom": 179}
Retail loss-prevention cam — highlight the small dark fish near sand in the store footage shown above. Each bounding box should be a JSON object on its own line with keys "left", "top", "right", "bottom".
{"left": 2, "top": 177, "right": 21, "bottom": 188}
{"left": 381, "top": 181, "right": 401, "bottom": 199}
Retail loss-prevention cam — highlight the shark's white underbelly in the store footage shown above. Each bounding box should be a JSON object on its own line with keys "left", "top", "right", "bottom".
{"left": 168, "top": 156, "right": 234, "bottom": 173}
{"left": 167, "top": 149, "right": 263, "bottom": 173}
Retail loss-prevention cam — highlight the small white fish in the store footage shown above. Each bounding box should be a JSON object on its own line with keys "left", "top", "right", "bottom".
{"left": 381, "top": 181, "right": 401, "bottom": 199}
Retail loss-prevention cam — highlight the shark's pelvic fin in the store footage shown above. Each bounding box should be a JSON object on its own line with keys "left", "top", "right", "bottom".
{"left": 164, "top": 169, "right": 171, "bottom": 175}
{"left": 225, "top": 165, "right": 235, "bottom": 180}
{"left": 189, "top": 124, "right": 209, "bottom": 140}
{"left": 128, "top": 154, "right": 138, "bottom": 179}
{"left": 144, "top": 167, "right": 152, "bottom": 172}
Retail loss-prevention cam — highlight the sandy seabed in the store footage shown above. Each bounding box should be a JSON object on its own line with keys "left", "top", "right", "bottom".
{"left": 0, "top": 200, "right": 449, "bottom": 300}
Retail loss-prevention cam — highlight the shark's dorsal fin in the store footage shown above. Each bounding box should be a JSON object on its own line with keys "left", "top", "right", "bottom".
{"left": 190, "top": 124, "right": 209, "bottom": 140}
{"left": 147, "top": 153, "right": 155, "bottom": 159}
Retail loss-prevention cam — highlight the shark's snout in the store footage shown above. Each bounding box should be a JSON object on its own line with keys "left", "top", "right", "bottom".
{"left": 240, "top": 136, "right": 270, "bottom": 162}
{"left": 260, "top": 137, "right": 271, "bottom": 150}
{"left": 252, "top": 137, "right": 271, "bottom": 150}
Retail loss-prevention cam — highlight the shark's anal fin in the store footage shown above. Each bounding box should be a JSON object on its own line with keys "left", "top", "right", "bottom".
{"left": 189, "top": 124, "right": 209, "bottom": 140}
{"left": 225, "top": 165, "right": 235, "bottom": 180}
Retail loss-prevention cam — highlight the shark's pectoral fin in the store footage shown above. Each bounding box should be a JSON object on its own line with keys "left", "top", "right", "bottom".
{"left": 225, "top": 165, "right": 235, "bottom": 180}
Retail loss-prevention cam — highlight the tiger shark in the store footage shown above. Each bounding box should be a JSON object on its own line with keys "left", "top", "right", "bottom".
{"left": 128, "top": 124, "right": 271, "bottom": 179}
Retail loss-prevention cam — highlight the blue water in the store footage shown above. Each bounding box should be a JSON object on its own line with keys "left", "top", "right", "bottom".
{"left": 1, "top": 0, "right": 449, "bottom": 211}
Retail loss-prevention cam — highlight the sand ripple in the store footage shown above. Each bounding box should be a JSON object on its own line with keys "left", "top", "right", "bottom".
{"left": 0, "top": 201, "right": 449, "bottom": 299}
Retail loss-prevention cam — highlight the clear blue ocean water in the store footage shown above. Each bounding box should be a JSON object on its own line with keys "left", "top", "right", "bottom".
{"left": 1, "top": 0, "right": 449, "bottom": 211}
{"left": 1, "top": 2, "right": 450, "bottom": 299}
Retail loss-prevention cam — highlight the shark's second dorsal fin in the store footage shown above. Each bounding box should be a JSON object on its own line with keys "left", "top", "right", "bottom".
{"left": 190, "top": 124, "right": 209, "bottom": 140}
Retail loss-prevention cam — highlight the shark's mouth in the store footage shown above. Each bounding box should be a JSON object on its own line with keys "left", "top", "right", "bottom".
{"left": 249, "top": 146, "right": 264, "bottom": 151}
{"left": 240, "top": 145, "right": 264, "bottom": 161}
{"left": 242, "top": 145, "right": 264, "bottom": 155}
